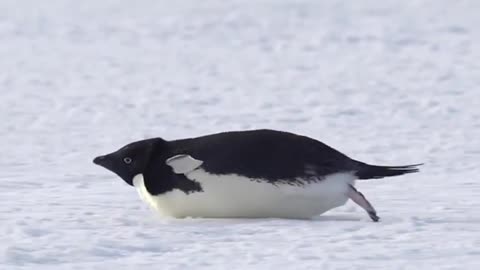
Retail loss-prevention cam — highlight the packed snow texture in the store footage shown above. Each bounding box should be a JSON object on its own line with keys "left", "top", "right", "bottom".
{"left": 1, "top": 0, "right": 479, "bottom": 269}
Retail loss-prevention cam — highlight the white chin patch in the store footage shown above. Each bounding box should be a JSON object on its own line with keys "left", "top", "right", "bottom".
{"left": 132, "top": 171, "right": 355, "bottom": 219}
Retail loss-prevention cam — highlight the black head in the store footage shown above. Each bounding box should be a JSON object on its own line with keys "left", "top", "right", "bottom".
{"left": 93, "top": 138, "right": 166, "bottom": 186}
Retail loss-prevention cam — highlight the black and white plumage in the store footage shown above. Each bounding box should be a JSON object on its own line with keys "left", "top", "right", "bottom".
{"left": 93, "top": 129, "right": 421, "bottom": 221}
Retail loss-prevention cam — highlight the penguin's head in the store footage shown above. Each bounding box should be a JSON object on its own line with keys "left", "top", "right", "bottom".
{"left": 93, "top": 138, "right": 166, "bottom": 186}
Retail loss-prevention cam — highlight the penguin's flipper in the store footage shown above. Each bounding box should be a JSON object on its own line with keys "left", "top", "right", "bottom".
{"left": 166, "top": 154, "right": 203, "bottom": 174}
{"left": 347, "top": 184, "right": 380, "bottom": 222}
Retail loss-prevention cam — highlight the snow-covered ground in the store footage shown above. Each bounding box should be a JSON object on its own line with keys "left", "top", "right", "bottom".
{"left": 1, "top": 0, "right": 479, "bottom": 269}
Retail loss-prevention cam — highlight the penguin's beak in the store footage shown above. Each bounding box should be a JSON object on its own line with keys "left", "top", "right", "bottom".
{"left": 93, "top": 155, "right": 106, "bottom": 165}
{"left": 93, "top": 153, "right": 133, "bottom": 186}
{"left": 93, "top": 155, "right": 112, "bottom": 168}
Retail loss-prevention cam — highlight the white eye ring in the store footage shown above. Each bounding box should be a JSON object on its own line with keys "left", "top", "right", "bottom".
{"left": 123, "top": 157, "right": 132, "bottom": 164}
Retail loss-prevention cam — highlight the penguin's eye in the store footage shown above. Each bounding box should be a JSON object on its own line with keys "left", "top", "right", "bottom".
{"left": 123, "top": 157, "right": 132, "bottom": 164}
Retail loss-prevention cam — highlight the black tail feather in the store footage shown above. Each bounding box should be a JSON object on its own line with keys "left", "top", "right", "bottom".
{"left": 355, "top": 163, "right": 423, "bottom": 180}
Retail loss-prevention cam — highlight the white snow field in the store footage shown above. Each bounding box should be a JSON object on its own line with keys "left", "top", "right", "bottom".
{"left": 1, "top": 0, "right": 479, "bottom": 269}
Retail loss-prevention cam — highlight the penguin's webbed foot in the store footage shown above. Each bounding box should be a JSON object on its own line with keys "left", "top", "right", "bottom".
{"left": 347, "top": 184, "right": 380, "bottom": 222}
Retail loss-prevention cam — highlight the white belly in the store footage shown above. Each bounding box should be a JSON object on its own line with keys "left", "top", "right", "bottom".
{"left": 133, "top": 170, "right": 355, "bottom": 219}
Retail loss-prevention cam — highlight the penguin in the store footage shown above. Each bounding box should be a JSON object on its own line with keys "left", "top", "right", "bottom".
{"left": 93, "top": 129, "right": 421, "bottom": 222}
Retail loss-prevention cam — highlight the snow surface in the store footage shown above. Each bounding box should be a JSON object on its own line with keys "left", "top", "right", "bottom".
{"left": 1, "top": 0, "right": 480, "bottom": 269}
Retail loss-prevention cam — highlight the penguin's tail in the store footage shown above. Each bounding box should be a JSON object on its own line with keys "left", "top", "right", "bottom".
{"left": 354, "top": 162, "right": 422, "bottom": 180}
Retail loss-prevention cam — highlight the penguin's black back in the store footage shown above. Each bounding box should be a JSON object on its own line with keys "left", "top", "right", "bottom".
{"left": 168, "top": 129, "right": 358, "bottom": 182}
